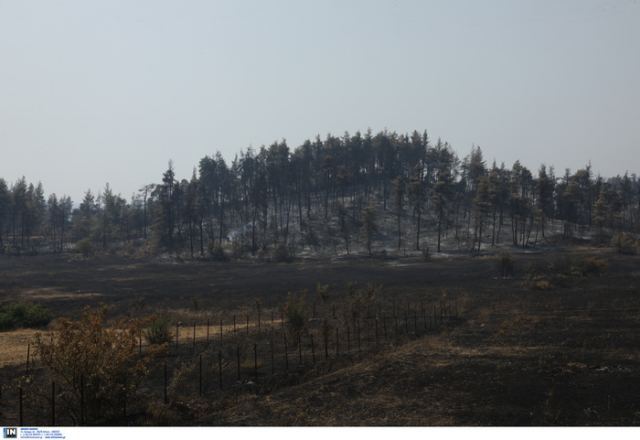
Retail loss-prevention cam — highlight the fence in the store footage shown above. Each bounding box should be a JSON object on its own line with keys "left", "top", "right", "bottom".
{"left": 0, "top": 297, "right": 461, "bottom": 426}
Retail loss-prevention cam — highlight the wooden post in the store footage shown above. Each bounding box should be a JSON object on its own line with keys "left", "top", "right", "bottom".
{"left": 206, "top": 319, "right": 210, "bottom": 345}
{"left": 236, "top": 345, "right": 241, "bottom": 381}
{"left": 356, "top": 319, "right": 361, "bottom": 353}
{"left": 413, "top": 309, "right": 418, "bottom": 335}
{"left": 80, "top": 374, "right": 85, "bottom": 425}
{"left": 375, "top": 317, "right": 379, "bottom": 347}
{"left": 284, "top": 335, "right": 289, "bottom": 372}
{"left": 219, "top": 319, "right": 223, "bottom": 342}
{"left": 164, "top": 362, "right": 168, "bottom": 404}
{"left": 51, "top": 381, "right": 56, "bottom": 426}
{"left": 298, "top": 334, "right": 302, "bottom": 365}
{"left": 19, "top": 385, "right": 23, "bottom": 426}
{"left": 383, "top": 315, "right": 387, "bottom": 339}
{"left": 192, "top": 322, "right": 196, "bottom": 351}
{"left": 26, "top": 343, "right": 30, "bottom": 374}
{"left": 253, "top": 343, "right": 258, "bottom": 381}
{"left": 394, "top": 314, "right": 399, "bottom": 337}
{"left": 310, "top": 334, "right": 316, "bottom": 364}
{"left": 404, "top": 312, "right": 409, "bottom": 335}
{"left": 346, "top": 325, "right": 351, "bottom": 352}
{"left": 246, "top": 314, "right": 249, "bottom": 335}
{"left": 423, "top": 303, "right": 427, "bottom": 331}
{"left": 332, "top": 305, "right": 336, "bottom": 319}
{"left": 335, "top": 327, "right": 340, "bottom": 356}
{"left": 257, "top": 303, "right": 261, "bottom": 331}
{"left": 218, "top": 351, "right": 223, "bottom": 390}
{"left": 198, "top": 354, "right": 203, "bottom": 396}
{"left": 175, "top": 323, "right": 179, "bottom": 351}
{"left": 138, "top": 330, "right": 142, "bottom": 355}
{"left": 323, "top": 320, "right": 329, "bottom": 360}
{"left": 233, "top": 315, "right": 236, "bottom": 334}
{"left": 270, "top": 335, "right": 275, "bottom": 376}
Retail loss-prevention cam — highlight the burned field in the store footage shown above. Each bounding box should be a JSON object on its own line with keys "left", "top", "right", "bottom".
{"left": 1, "top": 248, "right": 639, "bottom": 426}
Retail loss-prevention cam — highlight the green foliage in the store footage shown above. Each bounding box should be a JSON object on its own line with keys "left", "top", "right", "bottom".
{"left": 612, "top": 232, "right": 638, "bottom": 255}
{"left": 208, "top": 243, "right": 229, "bottom": 261}
{"left": 497, "top": 252, "right": 515, "bottom": 278}
{"left": 76, "top": 238, "right": 94, "bottom": 257}
{"left": 0, "top": 302, "right": 51, "bottom": 331}
{"left": 144, "top": 314, "right": 172, "bottom": 345}
{"left": 35, "top": 307, "right": 152, "bottom": 424}
{"left": 283, "top": 292, "right": 308, "bottom": 340}
{"left": 272, "top": 243, "right": 293, "bottom": 262}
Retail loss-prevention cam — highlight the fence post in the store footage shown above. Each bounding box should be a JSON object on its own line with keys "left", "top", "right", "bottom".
{"left": 413, "top": 309, "right": 418, "bottom": 335}
{"left": 310, "top": 334, "right": 316, "bottom": 364}
{"left": 257, "top": 303, "right": 261, "bottom": 331}
{"left": 175, "top": 323, "right": 179, "bottom": 352}
{"left": 51, "top": 381, "right": 56, "bottom": 426}
{"left": 139, "top": 330, "right": 142, "bottom": 355}
{"left": 323, "top": 320, "right": 329, "bottom": 360}
{"left": 383, "top": 315, "right": 387, "bottom": 339}
{"left": 236, "top": 345, "right": 241, "bottom": 381}
{"left": 80, "top": 374, "right": 85, "bottom": 426}
{"left": 246, "top": 314, "right": 249, "bottom": 335}
{"left": 163, "top": 362, "right": 168, "bottom": 404}
{"left": 284, "top": 335, "right": 289, "bottom": 372}
{"left": 233, "top": 315, "right": 237, "bottom": 334}
{"left": 198, "top": 354, "right": 203, "bottom": 397}
{"left": 346, "top": 325, "right": 351, "bottom": 352}
{"left": 298, "top": 334, "right": 302, "bottom": 365}
{"left": 404, "top": 312, "right": 409, "bottom": 335}
{"left": 192, "top": 322, "right": 196, "bottom": 351}
{"left": 375, "top": 318, "right": 379, "bottom": 347}
{"left": 19, "top": 385, "right": 23, "bottom": 426}
{"left": 206, "top": 319, "right": 210, "bottom": 345}
{"left": 218, "top": 351, "right": 223, "bottom": 390}
{"left": 335, "top": 327, "right": 340, "bottom": 357}
{"left": 356, "top": 319, "right": 361, "bottom": 353}
{"left": 270, "top": 335, "right": 275, "bottom": 376}
{"left": 219, "top": 319, "right": 223, "bottom": 342}
{"left": 253, "top": 343, "right": 258, "bottom": 381}
{"left": 26, "top": 343, "right": 30, "bottom": 374}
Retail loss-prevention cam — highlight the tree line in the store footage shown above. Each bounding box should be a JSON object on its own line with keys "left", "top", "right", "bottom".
{"left": 1, "top": 129, "right": 638, "bottom": 257}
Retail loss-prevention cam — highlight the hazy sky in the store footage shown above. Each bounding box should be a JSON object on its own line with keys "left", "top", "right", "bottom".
{"left": 1, "top": 0, "right": 639, "bottom": 202}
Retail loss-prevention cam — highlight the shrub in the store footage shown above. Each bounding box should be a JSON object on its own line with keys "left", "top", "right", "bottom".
{"left": 273, "top": 243, "right": 293, "bottom": 262}
{"left": 497, "top": 252, "right": 514, "bottom": 278}
{"left": 577, "top": 256, "right": 608, "bottom": 276}
{"left": 0, "top": 302, "right": 51, "bottom": 331}
{"left": 76, "top": 238, "right": 94, "bottom": 258}
{"left": 612, "top": 233, "right": 638, "bottom": 255}
{"left": 145, "top": 314, "right": 172, "bottom": 345}
{"left": 283, "top": 292, "right": 308, "bottom": 340}
{"left": 208, "top": 244, "right": 229, "bottom": 262}
{"left": 422, "top": 246, "right": 431, "bottom": 261}
{"left": 531, "top": 279, "right": 553, "bottom": 290}
{"left": 35, "top": 307, "right": 151, "bottom": 424}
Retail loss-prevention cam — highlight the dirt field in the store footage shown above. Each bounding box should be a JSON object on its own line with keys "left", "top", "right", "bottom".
{"left": 1, "top": 248, "right": 639, "bottom": 425}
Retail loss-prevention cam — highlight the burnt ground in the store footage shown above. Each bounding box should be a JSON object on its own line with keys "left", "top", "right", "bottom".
{"left": 1, "top": 248, "right": 640, "bottom": 425}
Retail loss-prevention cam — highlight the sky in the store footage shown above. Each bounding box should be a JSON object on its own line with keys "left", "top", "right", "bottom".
{"left": 0, "top": 0, "right": 639, "bottom": 202}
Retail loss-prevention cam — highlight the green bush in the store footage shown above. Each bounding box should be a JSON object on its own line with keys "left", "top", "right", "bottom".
{"left": 0, "top": 302, "right": 52, "bottom": 331}
{"left": 497, "top": 252, "right": 514, "bottom": 278}
{"left": 76, "top": 238, "right": 94, "bottom": 257}
{"left": 208, "top": 244, "right": 229, "bottom": 262}
{"left": 273, "top": 243, "right": 293, "bottom": 262}
{"left": 145, "top": 315, "right": 172, "bottom": 345}
{"left": 283, "top": 292, "right": 308, "bottom": 340}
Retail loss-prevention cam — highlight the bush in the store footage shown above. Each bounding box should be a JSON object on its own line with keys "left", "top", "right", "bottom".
{"left": 76, "top": 239, "right": 94, "bottom": 257}
{"left": 577, "top": 256, "right": 608, "bottom": 276}
{"left": 531, "top": 279, "right": 553, "bottom": 290}
{"left": 422, "top": 246, "right": 431, "bottom": 261}
{"left": 0, "top": 302, "right": 51, "bottom": 331}
{"left": 145, "top": 314, "right": 172, "bottom": 345}
{"left": 35, "top": 307, "right": 151, "bottom": 425}
{"left": 273, "top": 243, "right": 293, "bottom": 262}
{"left": 208, "top": 244, "right": 229, "bottom": 262}
{"left": 283, "top": 292, "right": 308, "bottom": 340}
{"left": 497, "top": 252, "right": 514, "bottom": 278}
{"left": 612, "top": 233, "right": 638, "bottom": 255}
